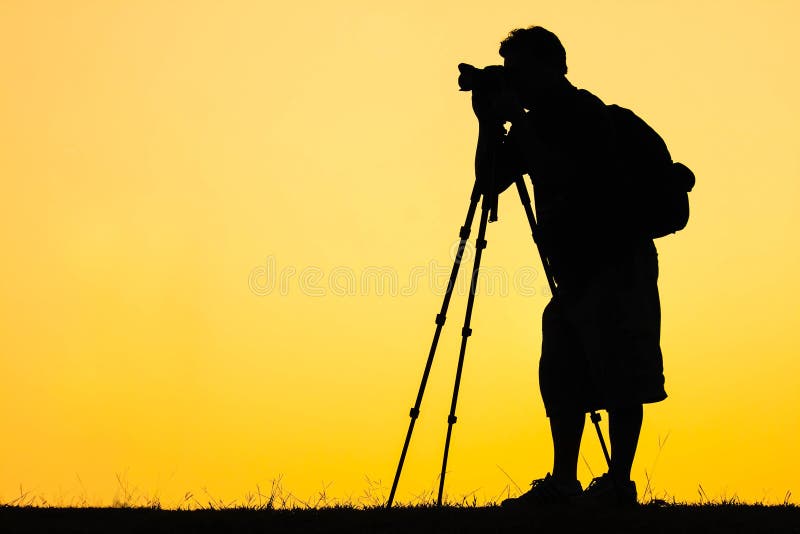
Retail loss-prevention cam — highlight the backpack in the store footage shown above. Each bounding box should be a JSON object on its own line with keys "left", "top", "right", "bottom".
{"left": 607, "top": 104, "right": 695, "bottom": 239}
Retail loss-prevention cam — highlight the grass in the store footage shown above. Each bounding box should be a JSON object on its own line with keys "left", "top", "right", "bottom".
{"left": 2, "top": 475, "right": 799, "bottom": 534}
{"left": 2, "top": 501, "right": 799, "bottom": 534}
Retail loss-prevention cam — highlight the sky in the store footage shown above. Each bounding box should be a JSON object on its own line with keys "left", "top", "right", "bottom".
{"left": 1, "top": 0, "right": 798, "bottom": 507}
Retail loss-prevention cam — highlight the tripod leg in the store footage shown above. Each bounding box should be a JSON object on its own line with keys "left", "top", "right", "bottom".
{"left": 514, "top": 177, "right": 556, "bottom": 296}
{"left": 437, "top": 196, "right": 491, "bottom": 506}
{"left": 514, "top": 176, "right": 612, "bottom": 470}
{"left": 591, "top": 412, "right": 612, "bottom": 467}
{"left": 386, "top": 184, "right": 482, "bottom": 508}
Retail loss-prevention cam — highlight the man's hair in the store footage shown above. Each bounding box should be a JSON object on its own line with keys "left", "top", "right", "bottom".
{"left": 499, "top": 26, "right": 568, "bottom": 75}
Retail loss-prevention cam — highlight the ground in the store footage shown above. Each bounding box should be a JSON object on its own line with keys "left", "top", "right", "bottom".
{"left": 2, "top": 503, "right": 800, "bottom": 533}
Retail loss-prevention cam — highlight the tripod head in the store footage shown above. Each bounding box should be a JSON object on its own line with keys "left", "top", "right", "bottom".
{"left": 481, "top": 163, "right": 501, "bottom": 224}
{"left": 474, "top": 116, "right": 508, "bottom": 224}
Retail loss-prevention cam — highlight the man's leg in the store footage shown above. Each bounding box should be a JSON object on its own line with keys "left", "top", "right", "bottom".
{"left": 550, "top": 411, "right": 585, "bottom": 484}
{"left": 540, "top": 300, "right": 586, "bottom": 486}
{"left": 608, "top": 403, "right": 643, "bottom": 483}
{"left": 501, "top": 410, "right": 584, "bottom": 507}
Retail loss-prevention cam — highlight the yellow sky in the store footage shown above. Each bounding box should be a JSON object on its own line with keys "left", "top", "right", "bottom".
{"left": 1, "top": 1, "right": 799, "bottom": 506}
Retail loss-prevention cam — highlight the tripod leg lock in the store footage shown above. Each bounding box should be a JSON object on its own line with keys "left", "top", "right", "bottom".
{"left": 435, "top": 313, "right": 446, "bottom": 326}
{"left": 461, "top": 327, "right": 472, "bottom": 337}
{"left": 409, "top": 407, "right": 420, "bottom": 419}
{"left": 448, "top": 415, "right": 457, "bottom": 424}
{"left": 459, "top": 226, "right": 471, "bottom": 240}
{"left": 590, "top": 411, "right": 602, "bottom": 423}
{"left": 476, "top": 238, "right": 487, "bottom": 250}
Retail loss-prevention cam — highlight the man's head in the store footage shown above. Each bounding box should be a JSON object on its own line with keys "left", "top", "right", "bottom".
{"left": 499, "top": 26, "right": 568, "bottom": 108}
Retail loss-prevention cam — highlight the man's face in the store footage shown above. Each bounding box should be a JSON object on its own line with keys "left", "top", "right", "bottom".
{"left": 503, "top": 54, "right": 554, "bottom": 109}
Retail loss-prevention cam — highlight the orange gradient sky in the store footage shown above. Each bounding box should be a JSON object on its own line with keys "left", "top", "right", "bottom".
{"left": 1, "top": 1, "right": 799, "bottom": 507}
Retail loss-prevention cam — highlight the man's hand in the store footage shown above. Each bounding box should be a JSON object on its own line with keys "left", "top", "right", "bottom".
{"left": 471, "top": 88, "right": 525, "bottom": 124}
{"left": 474, "top": 120, "right": 520, "bottom": 200}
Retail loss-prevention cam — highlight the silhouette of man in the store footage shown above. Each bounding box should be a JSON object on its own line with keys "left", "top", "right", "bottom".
{"left": 472, "top": 26, "right": 668, "bottom": 507}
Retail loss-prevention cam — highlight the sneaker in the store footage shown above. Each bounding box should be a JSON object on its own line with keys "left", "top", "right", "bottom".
{"left": 574, "top": 473, "right": 638, "bottom": 507}
{"left": 501, "top": 473, "right": 582, "bottom": 508}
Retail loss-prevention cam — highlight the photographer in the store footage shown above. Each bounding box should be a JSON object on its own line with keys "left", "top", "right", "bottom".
{"left": 469, "top": 26, "right": 668, "bottom": 507}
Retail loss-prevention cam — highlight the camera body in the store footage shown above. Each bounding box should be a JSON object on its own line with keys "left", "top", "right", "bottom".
{"left": 458, "top": 63, "right": 523, "bottom": 125}
{"left": 457, "top": 63, "right": 507, "bottom": 93}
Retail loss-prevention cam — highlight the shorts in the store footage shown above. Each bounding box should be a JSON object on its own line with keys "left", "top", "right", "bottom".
{"left": 539, "top": 242, "right": 668, "bottom": 416}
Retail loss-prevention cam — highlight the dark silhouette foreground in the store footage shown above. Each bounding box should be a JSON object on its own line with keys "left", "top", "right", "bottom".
{"left": 2, "top": 504, "right": 798, "bottom": 534}
{"left": 466, "top": 26, "right": 693, "bottom": 507}
{"left": 388, "top": 25, "right": 695, "bottom": 508}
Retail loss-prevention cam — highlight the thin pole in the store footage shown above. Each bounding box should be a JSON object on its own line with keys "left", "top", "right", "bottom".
{"left": 437, "top": 196, "right": 492, "bottom": 506}
{"left": 514, "top": 178, "right": 555, "bottom": 295}
{"left": 386, "top": 183, "right": 482, "bottom": 508}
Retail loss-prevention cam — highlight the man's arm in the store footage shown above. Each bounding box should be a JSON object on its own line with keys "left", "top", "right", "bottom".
{"left": 471, "top": 92, "right": 525, "bottom": 197}
{"left": 474, "top": 121, "right": 521, "bottom": 196}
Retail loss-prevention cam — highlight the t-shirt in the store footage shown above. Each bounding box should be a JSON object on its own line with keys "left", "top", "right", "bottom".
{"left": 502, "top": 85, "right": 646, "bottom": 293}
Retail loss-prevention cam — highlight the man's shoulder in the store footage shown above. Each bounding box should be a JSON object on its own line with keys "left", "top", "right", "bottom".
{"left": 573, "top": 88, "right": 610, "bottom": 117}
{"left": 575, "top": 87, "right": 605, "bottom": 105}
{"left": 566, "top": 88, "right": 613, "bottom": 135}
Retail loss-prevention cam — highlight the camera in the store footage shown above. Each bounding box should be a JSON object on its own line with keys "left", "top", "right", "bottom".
{"left": 457, "top": 63, "right": 507, "bottom": 93}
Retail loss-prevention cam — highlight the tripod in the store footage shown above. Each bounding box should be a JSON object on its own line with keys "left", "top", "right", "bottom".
{"left": 385, "top": 174, "right": 612, "bottom": 508}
